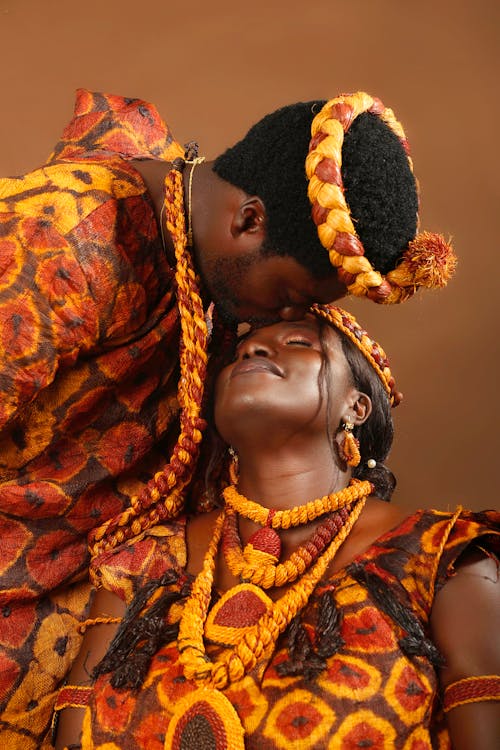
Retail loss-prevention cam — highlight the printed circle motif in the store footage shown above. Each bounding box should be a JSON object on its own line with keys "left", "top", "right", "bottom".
{"left": 164, "top": 687, "right": 245, "bottom": 750}
{"left": 331, "top": 709, "right": 396, "bottom": 749}
{"left": 263, "top": 688, "right": 335, "bottom": 749}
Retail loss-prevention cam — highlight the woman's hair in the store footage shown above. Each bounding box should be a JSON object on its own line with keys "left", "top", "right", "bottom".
{"left": 320, "top": 322, "right": 396, "bottom": 502}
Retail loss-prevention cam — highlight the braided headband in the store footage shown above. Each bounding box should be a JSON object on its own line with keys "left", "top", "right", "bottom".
{"left": 306, "top": 92, "right": 456, "bottom": 304}
{"left": 311, "top": 303, "right": 401, "bottom": 406}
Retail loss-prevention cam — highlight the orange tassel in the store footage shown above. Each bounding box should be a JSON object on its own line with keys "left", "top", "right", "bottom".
{"left": 339, "top": 421, "right": 361, "bottom": 467}
{"left": 404, "top": 231, "right": 457, "bottom": 288}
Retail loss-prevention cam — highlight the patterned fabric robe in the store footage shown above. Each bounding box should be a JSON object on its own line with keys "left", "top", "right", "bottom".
{"left": 83, "top": 508, "right": 499, "bottom": 750}
{"left": 0, "top": 90, "right": 185, "bottom": 748}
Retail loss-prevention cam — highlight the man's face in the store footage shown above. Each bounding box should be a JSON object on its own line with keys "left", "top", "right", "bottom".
{"left": 200, "top": 249, "right": 345, "bottom": 325}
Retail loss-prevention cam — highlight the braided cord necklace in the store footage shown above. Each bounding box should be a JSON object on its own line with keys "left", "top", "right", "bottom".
{"left": 222, "top": 505, "right": 351, "bottom": 588}
{"left": 223, "top": 479, "right": 372, "bottom": 528}
{"left": 177, "top": 493, "right": 368, "bottom": 690}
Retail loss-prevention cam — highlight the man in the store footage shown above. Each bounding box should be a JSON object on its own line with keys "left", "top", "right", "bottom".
{"left": 0, "top": 89, "right": 453, "bottom": 746}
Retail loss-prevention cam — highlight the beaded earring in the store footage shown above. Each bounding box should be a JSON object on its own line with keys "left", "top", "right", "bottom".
{"left": 338, "top": 419, "right": 361, "bottom": 468}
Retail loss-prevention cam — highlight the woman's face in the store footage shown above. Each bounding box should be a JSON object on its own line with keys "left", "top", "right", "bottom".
{"left": 214, "top": 315, "right": 357, "bottom": 447}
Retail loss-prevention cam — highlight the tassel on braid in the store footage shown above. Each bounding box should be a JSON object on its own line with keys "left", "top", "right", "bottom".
{"left": 277, "top": 590, "right": 344, "bottom": 680}
{"left": 109, "top": 617, "right": 178, "bottom": 691}
{"left": 92, "top": 571, "right": 177, "bottom": 668}
{"left": 315, "top": 589, "right": 345, "bottom": 660}
{"left": 276, "top": 617, "right": 323, "bottom": 679}
{"left": 93, "top": 571, "right": 191, "bottom": 690}
{"left": 350, "top": 562, "right": 444, "bottom": 667}
{"left": 89, "top": 158, "right": 209, "bottom": 560}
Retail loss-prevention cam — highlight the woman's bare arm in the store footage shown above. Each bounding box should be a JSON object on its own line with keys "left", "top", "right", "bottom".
{"left": 54, "top": 588, "right": 125, "bottom": 750}
{"left": 430, "top": 549, "right": 500, "bottom": 750}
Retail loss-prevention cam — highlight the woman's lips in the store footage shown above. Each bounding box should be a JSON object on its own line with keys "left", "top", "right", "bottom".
{"left": 230, "top": 357, "right": 284, "bottom": 379}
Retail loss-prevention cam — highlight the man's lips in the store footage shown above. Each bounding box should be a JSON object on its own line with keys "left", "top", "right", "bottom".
{"left": 230, "top": 357, "right": 284, "bottom": 379}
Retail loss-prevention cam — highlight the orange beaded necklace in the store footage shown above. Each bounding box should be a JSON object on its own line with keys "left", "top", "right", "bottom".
{"left": 177, "top": 480, "right": 372, "bottom": 689}
{"left": 223, "top": 479, "right": 372, "bottom": 528}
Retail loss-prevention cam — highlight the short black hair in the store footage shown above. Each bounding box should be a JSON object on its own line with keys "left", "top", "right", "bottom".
{"left": 213, "top": 102, "right": 418, "bottom": 277}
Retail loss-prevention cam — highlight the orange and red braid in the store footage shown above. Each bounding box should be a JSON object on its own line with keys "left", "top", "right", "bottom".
{"left": 306, "top": 92, "right": 456, "bottom": 303}
{"left": 89, "top": 163, "right": 208, "bottom": 558}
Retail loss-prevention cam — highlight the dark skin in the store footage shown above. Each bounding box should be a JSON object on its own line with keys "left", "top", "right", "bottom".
{"left": 55, "top": 319, "right": 500, "bottom": 749}
{"left": 132, "top": 159, "right": 345, "bottom": 325}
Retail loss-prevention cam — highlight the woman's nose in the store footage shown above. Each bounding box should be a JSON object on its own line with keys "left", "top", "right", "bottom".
{"left": 238, "top": 335, "right": 275, "bottom": 359}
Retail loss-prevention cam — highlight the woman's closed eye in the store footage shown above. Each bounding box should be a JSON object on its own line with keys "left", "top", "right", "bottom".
{"left": 285, "top": 337, "right": 313, "bottom": 347}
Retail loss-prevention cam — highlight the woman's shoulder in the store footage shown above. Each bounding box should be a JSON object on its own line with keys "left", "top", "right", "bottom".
{"left": 330, "top": 497, "right": 407, "bottom": 573}
{"left": 339, "top": 503, "right": 500, "bottom": 617}
{"left": 355, "top": 503, "right": 499, "bottom": 561}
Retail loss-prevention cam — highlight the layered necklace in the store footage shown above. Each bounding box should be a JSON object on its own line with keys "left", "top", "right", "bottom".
{"left": 177, "top": 479, "right": 372, "bottom": 689}
{"left": 222, "top": 480, "right": 372, "bottom": 588}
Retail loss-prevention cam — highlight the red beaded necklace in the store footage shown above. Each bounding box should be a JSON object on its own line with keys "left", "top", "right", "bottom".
{"left": 222, "top": 505, "right": 351, "bottom": 588}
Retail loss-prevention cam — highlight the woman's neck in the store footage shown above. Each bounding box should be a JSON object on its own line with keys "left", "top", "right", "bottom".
{"left": 235, "top": 441, "right": 350, "bottom": 511}
{"left": 221, "top": 448, "right": 352, "bottom": 589}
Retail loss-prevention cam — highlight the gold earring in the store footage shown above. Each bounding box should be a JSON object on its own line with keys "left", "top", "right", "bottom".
{"left": 338, "top": 419, "right": 361, "bottom": 468}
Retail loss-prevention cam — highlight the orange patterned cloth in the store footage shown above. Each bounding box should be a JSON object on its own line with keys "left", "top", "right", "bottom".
{"left": 0, "top": 90, "right": 185, "bottom": 747}
{"left": 85, "top": 509, "right": 499, "bottom": 749}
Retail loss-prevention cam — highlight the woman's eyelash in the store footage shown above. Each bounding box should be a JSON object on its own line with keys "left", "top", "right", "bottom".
{"left": 286, "top": 338, "right": 312, "bottom": 346}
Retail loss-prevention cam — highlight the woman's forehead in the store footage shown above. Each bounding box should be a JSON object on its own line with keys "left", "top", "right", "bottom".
{"left": 236, "top": 314, "right": 321, "bottom": 342}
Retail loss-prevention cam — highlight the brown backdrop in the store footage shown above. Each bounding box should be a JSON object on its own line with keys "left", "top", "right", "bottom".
{"left": 1, "top": 0, "right": 498, "bottom": 513}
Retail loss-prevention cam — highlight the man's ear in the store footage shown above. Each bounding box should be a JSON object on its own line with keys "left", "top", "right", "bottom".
{"left": 350, "top": 391, "right": 372, "bottom": 425}
{"left": 231, "top": 196, "right": 266, "bottom": 237}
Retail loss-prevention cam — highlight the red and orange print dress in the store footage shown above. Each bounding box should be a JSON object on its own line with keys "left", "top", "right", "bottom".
{"left": 85, "top": 508, "right": 499, "bottom": 750}
{"left": 0, "top": 90, "right": 185, "bottom": 747}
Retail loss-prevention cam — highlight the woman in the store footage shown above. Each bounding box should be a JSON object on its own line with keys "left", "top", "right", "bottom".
{"left": 54, "top": 305, "right": 499, "bottom": 750}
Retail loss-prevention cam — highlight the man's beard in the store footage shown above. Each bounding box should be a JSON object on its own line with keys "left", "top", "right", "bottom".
{"left": 202, "top": 252, "right": 279, "bottom": 327}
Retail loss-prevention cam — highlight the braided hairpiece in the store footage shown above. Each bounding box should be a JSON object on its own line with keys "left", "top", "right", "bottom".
{"left": 89, "top": 151, "right": 209, "bottom": 560}
{"left": 311, "top": 303, "right": 401, "bottom": 406}
{"left": 306, "top": 92, "right": 456, "bottom": 303}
